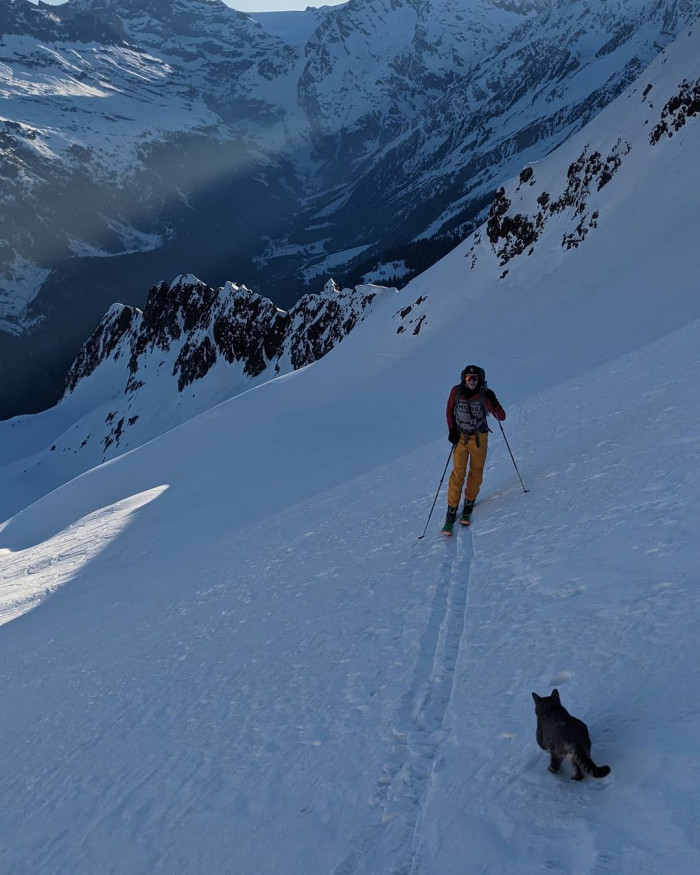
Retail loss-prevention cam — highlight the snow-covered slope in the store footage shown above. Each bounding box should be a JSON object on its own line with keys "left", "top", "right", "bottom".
{"left": 2, "top": 0, "right": 698, "bottom": 418}
{"left": 0, "top": 274, "right": 395, "bottom": 520}
{"left": 0, "top": 20, "right": 699, "bottom": 875}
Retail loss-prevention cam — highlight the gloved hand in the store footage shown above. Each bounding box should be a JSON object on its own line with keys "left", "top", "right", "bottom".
{"left": 485, "top": 388, "right": 506, "bottom": 421}
{"left": 448, "top": 427, "right": 460, "bottom": 445}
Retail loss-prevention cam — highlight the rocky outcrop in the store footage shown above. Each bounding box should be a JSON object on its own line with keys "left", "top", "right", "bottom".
{"left": 64, "top": 303, "right": 140, "bottom": 394}
{"left": 481, "top": 138, "right": 629, "bottom": 266}
{"left": 649, "top": 78, "right": 700, "bottom": 143}
{"left": 63, "top": 275, "right": 394, "bottom": 453}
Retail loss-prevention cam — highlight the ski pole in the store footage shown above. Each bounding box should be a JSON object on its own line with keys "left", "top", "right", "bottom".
{"left": 418, "top": 444, "right": 456, "bottom": 539}
{"left": 497, "top": 419, "right": 529, "bottom": 493}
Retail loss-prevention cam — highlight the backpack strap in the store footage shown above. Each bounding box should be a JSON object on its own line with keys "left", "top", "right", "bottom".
{"left": 451, "top": 385, "right": 462, "bottom": 428}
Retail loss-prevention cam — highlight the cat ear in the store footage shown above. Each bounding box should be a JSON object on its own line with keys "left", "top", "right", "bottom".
{"left": 532, "top": 692, "right": 540, "bottom": 703}
{"left": 551, "top": 688, "right": 560, "bottom": 703}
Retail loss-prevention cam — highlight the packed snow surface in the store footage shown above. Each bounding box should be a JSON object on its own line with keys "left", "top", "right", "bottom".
{"left": 1, "top": 305, "right": 698, "bottom": 874}
{"left": 1, "top": 19, "right": 700, "bottom": 875}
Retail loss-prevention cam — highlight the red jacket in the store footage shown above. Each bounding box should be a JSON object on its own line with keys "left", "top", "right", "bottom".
{"left": 446, "top": 385, "right": 506, "bottom": 431}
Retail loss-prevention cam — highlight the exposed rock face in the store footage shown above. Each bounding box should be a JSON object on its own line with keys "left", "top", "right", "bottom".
{"left": 65, "top": 303, "right": 141, "bottom": 394}
{"left": 481, "top": 138, "right": 630, "bottom": 265}
{"left": 63, "top": 275, "right": 394, "bottom": 456}
{"left": 649, "top": 78, "right": 700, "bottom": 143}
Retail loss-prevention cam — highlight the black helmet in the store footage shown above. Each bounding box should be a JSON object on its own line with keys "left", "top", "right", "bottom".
{"left": 461, "top": 364, "right": 485, "bottom": 386}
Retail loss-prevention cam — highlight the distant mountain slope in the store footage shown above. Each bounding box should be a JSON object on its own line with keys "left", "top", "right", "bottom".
{"left": 1, "top": 0, "right": 698, "bottom": 418}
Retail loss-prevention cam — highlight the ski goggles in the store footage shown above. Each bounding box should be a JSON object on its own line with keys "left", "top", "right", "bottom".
{"left": 463, "top": 374, "right": 479, "bottom": 383}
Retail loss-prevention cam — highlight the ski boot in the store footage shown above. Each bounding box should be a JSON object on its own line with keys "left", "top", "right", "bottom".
{"left": 460, "top": 499, "right": 475, "bottom": 526}
{"left": 441, "top": 505, "right": 458, "bottom": 536}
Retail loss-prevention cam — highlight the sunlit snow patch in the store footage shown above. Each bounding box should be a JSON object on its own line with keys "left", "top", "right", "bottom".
{"left": 0, "top": 485, "right": 168, "bottom": 626}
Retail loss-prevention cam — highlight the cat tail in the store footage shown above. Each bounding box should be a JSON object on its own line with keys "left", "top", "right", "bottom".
{"left": 579, "top": 752, "right": 611, "bottom": 779}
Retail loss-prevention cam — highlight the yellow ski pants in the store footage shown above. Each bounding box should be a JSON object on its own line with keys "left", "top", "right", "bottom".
{"left": 447, "top": 433, "right": 488, "bottom": 508}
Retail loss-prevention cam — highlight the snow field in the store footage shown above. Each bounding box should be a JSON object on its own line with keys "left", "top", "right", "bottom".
{"left": 413, "top": 321, "right": 700, "bottom": 874}
{"left": 1, "top": 317, "right": 698, "bottom": 873}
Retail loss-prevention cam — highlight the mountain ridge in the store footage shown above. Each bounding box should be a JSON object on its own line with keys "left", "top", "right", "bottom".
{"left": 0, "top": 273, "right": 397, "bottom": 520}
{"left": 1, "top": 0, "right": 698, "bottom": 418}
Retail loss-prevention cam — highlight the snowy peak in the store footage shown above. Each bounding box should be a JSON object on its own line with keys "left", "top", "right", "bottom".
{"left": 70, "top": 0, "right": 240, "bottom": 19}
{"left": 299, "top": 0, "right": 493, "bottom": 136}
{"left": 59, "top": 274, "right": 396, "bottom": 462}
{"left": 67, "top": 0, "right": 281, "bottom": 50}
{"left": 0, "top": 0, "right": 128, "bottom": 42}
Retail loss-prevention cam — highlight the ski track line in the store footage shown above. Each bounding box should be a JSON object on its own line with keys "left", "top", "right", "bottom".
{"left": 331, "top": 530, "right": 473, "bottom": 875}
